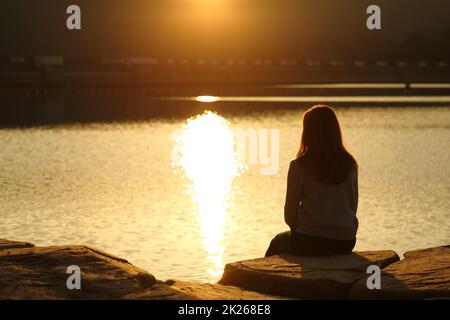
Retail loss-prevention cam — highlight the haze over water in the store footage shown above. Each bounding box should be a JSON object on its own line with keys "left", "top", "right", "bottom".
{"left": 1, "top": 106, "right": 449, "bottom": 282}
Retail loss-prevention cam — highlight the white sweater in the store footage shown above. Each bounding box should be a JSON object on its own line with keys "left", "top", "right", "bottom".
{"left": 284, "top": 159, "right": 359, "bottom": 240}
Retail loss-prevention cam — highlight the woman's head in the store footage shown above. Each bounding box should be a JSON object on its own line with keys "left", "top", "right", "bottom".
{"left": 297, "top": 105, "right": 357, "bottom": 184}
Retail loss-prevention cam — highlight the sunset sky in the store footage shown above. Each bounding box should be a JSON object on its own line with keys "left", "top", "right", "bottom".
{"left": 1, "top": 0, "right": 450, "bottom": 60}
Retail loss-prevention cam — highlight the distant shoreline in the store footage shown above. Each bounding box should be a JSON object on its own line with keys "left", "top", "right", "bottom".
{"left": 1, "top": 82, "right": 450, "bottom": 127}
{"left": 1, "top": 104, "right": 450, "bottom": 129}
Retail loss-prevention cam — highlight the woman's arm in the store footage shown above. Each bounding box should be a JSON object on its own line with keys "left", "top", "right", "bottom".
{"left": 353, "top": 166, "right": 359, "bottom": 213}
{"left": 284, "top": 160, "right": 302, "bottom": 232}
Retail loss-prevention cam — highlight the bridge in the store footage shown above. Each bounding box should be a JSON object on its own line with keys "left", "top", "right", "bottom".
{"left": 1, "top": 56, "right": 450, "bottom": 86}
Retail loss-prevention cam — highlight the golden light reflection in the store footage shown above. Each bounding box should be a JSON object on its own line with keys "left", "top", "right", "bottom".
{"left": 172, "top": 111, "right": 243, "bottom": 277}
{"left": 196, "top": 95, "right": 219, "bottom": 103}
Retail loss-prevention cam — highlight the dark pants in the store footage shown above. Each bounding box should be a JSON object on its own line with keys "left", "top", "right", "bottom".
{"left": 265, "top": 230, "right": 356, "bottom": 257}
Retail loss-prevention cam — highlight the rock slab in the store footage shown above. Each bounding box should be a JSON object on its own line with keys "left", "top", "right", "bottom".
{"left": 0, "top": 245, "right": 156, "bottom": 299}
{"left": 349, "top": 245, "right": 450, "bottom": 299}
{"left": 219, "top": 251, "right": 400, "bottom": 299}
{"left": 124, "top": 279, "right": 288, "bottom": 300}
{"left": 0, "top": 238, "right": 35, "bottom": 250}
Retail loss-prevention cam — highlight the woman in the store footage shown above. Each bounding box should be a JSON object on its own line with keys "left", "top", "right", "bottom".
{"left": 266, "top": 105, "right": 358, "bottom": 257}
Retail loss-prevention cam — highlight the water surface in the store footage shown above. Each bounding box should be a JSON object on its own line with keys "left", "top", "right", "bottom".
{"left": 1, "top": 106, "right": 449, "bottom": 282}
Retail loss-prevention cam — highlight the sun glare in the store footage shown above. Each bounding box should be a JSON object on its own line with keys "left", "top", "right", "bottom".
{"left": 172, "top": 111, "right": 243, "bottom": 277}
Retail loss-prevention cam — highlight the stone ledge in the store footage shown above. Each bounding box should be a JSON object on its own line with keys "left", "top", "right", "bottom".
{"left": 219, "top": 251, "right": 400, "bottom": 299}
{"left": 349, "top": 245, "right": 450, "bottom": 299}
{"left": 123, "top": 279, "right": 288, "bottom": 300}
{"left": 0, "top": 245, "right": 155, "bottom": 299}
{"left": 1, "top": 238, "right": 448, "bottom": 300}
{"left": 0, "top": 238, "right": 35, "bottom": 250}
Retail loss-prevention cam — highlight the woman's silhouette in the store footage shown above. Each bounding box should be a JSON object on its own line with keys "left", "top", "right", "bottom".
{"left": 266, "top": 105, "right": 358, "bottom": 257}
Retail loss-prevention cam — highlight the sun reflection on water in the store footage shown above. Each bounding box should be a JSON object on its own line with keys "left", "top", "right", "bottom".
{"left": 172, "top": 111, "right": 244, "bottom": 278}
{"left": 196, "top": 95, "right": 219, "bottom": 103}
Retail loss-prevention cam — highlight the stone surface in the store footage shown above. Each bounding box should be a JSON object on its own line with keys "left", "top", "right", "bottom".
{"left": 0, "top": 238, "right": 35, "bottom": 250}
{"left": 0, "top": 245, "right": 156, "bottom": 299}
{"left": 1, "top": 237, "right": 447, "bottom": 300}
{"left": 219, "top": 251, "right": 400, "bottom": 299}
{"left": 350, "top": 246, "right": 450, "bottom": 299}
{"left": 123, "top": 279, "right": 288, "bottom": 300}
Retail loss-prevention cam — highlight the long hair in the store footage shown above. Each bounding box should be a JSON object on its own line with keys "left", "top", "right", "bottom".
{"left": 297, "top": 105, "right": 357, "bottom": 184}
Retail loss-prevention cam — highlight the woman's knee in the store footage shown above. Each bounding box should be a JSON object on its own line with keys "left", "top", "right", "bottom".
{"left": 266, "top": 231, "right": 292, "bottom": 256}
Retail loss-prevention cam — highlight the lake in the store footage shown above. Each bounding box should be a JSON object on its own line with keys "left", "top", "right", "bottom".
{"left": 0, "top": 106, "right": 449, "bottom": 282}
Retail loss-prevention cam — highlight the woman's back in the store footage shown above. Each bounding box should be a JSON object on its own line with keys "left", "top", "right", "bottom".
{"left": 291, "top": 158, "right": 358, "bottom": 240}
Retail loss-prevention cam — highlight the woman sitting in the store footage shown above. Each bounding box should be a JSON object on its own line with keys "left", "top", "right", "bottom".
{"left": 266, "top": 105, "right": 359, "bottom": 257}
